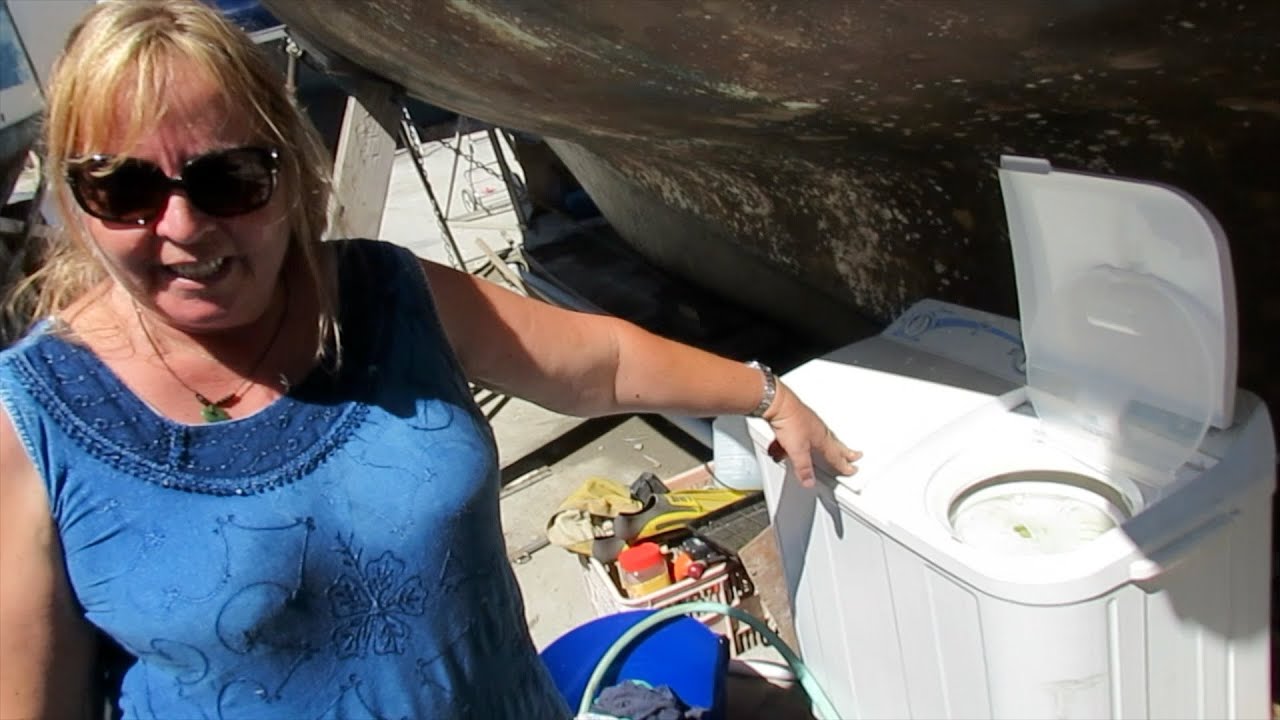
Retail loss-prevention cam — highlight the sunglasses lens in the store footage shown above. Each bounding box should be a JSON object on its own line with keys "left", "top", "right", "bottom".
{"left": 184, "top": 148, "right": 276, "bottom": 217}
{"left": 68, "top": 148, "right": 277, "bottom": 223}
{"left": 71, "top": 159, "right": 170, "bottom": 223}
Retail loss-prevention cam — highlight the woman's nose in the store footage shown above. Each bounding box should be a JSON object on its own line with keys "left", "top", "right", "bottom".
{"left": 152, "top": 191, "right": 208, "bottom": 242}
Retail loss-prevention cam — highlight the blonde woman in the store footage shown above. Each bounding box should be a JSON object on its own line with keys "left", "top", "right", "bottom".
{"left": 0, "top": 1, "right": 859, "bottom": 717}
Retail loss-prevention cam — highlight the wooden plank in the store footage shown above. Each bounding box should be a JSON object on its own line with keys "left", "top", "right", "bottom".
{"left": 738, "top": 524, "right": 799, "bottom": 653}
{"left": 474, "top": 237, "right": 525, "bottom": 292}
{"left": 327, "top": 95, "right": 395, "bottom": 239}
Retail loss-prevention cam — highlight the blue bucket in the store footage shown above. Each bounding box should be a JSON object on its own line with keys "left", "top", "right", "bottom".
{"left": 539, "top": 610, "right": 728, "bottom": 719}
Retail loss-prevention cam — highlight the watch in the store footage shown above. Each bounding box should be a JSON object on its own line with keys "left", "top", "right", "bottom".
{"left": 745, "top": 360, "right": 777, "bottom": 418}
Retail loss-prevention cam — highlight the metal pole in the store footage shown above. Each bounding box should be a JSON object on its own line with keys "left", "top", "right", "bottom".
{"left": 486, "top": 127, "right": 529, "bottom": 232}
{"left": 284, "top": 35, "right": 301, "bottom": 98}
{"left": 399, "top": 107, "right": 469, "bottom": 271}
{"left": 443, "top": 120, "right": 464, "bottom": 220}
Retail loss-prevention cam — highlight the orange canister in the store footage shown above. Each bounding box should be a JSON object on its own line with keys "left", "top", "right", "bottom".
{"left": 617, "top": 542, "right": 671, "bottom": 598}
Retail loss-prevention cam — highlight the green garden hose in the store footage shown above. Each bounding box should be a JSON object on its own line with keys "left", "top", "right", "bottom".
{"left": 576, "top": 601, "right": 842, "bottom": 720}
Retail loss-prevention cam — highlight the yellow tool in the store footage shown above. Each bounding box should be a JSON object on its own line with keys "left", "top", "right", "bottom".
{"left": 592, "top": 487, "right": 756, "bottom": 562}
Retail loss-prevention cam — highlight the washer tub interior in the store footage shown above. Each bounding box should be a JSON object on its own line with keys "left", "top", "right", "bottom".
{"left": 946, "top": 469, "right": 1135, "bottom": 556}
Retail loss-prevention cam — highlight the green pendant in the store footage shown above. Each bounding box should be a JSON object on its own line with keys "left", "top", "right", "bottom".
{"left": 201, "top": 403, "right": 231, "bottom": 423}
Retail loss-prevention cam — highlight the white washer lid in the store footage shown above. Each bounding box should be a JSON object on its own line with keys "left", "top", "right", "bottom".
{"left": 997, "top": 156, "right": 1237, "bottom": 482}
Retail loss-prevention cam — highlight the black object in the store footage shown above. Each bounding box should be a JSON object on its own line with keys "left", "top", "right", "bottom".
{"left": 689, "top": 494, "right": 770, "bottom": 562}
{"left": 677, "top": 537, "right": 727, "bottom": 570}
{"left": 629, "top": 471, "right": 670, "bottom": 505}
{"left": 688, "top": 498, "right": 770, "bottom": 598}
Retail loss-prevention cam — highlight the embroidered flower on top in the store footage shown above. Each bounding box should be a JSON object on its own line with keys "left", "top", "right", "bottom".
{"left": 328, "top": 539, "right": 427, "bottom": 658}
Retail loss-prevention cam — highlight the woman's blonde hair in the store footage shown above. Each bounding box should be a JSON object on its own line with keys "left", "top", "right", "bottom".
{"left": 16, "top": 0, "right": 337, "bottom": 356}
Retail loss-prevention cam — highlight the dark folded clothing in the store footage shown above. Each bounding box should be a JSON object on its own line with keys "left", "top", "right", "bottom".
{"left": 590, "top": 679, "right": 707, "bottom": 720}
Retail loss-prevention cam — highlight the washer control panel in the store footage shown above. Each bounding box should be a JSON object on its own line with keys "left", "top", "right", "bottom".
{"left": 884, "top": 298, "right": 1026, "bottom": 385}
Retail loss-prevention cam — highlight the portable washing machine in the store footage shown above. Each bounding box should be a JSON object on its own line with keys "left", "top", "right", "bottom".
{"left": 748, "top": 156, "right": 1276, "bottom": 719}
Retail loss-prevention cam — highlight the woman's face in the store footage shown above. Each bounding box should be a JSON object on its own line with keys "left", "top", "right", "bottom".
{"left": 80, "top": 63, "right": 291, "bottom": 334}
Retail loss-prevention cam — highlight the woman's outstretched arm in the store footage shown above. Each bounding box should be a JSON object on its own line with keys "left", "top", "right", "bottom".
{"left": 422, "top": 259, "right": 859, "bottom": 485}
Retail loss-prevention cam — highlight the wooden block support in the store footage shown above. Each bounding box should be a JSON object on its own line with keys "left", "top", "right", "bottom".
{"left": 327, "top": 95, "right": 395, "bottom": 240}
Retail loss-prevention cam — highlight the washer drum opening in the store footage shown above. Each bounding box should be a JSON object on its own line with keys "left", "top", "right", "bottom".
{"left": 947, "top": 470, "right": 1133, "bottom": 556}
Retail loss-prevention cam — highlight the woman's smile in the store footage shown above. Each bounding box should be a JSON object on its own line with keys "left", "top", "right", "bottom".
{"left": 161, "top": 254, "right": 233, "bottom": 284}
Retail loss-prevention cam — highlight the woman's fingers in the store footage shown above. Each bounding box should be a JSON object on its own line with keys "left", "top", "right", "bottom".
{"left": 766, "top": 428, "right": 862, "bottom": 487}
{"left": 828, "top": 440, "right": 862, "bottom": 476}
{"left": 789, "top": 439, "right": 818, "bottom": 487}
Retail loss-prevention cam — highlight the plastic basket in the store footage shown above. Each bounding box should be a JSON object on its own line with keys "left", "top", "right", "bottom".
{"left": 579, "top": 555, "right": 769, "bottom": 657}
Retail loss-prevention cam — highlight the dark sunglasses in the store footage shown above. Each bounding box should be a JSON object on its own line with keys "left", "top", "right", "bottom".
{"left": 66, "top": 146, "right": 279, "bottom": 225}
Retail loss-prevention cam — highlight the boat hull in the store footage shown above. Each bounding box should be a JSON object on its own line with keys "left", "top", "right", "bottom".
{"left": 263, "top": 0, "right": 1280, "bottom": 414}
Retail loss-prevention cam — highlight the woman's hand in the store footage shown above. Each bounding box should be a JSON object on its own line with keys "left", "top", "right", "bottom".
{"left": 763, "top": 382, "right": 861, "bottom": 488}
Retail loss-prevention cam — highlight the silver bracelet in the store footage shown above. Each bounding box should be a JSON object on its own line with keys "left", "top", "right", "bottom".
{"left": 745, "top": 360, "right": 777, "bottom": 418}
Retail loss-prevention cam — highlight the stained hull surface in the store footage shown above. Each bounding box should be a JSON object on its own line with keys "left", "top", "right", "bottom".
{"left": 263, "top": 0, "right": 1280, "bottom": 416}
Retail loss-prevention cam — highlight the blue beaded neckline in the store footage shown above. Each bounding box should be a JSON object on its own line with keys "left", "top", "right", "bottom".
{"left": 3, "top": 241, "right": 418, "bottom": 496}
{"left": 11, "top": 331, "right": 366, "bottom": 495}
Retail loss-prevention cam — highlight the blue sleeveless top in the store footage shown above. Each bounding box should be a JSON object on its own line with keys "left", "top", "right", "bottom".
{"left": 0, "top": 240, "right": 571, "bottom": 719}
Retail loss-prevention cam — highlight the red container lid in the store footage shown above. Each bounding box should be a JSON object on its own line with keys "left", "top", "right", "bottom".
{"left": 617, "top": 542, "right": 665, "bottom": 573}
